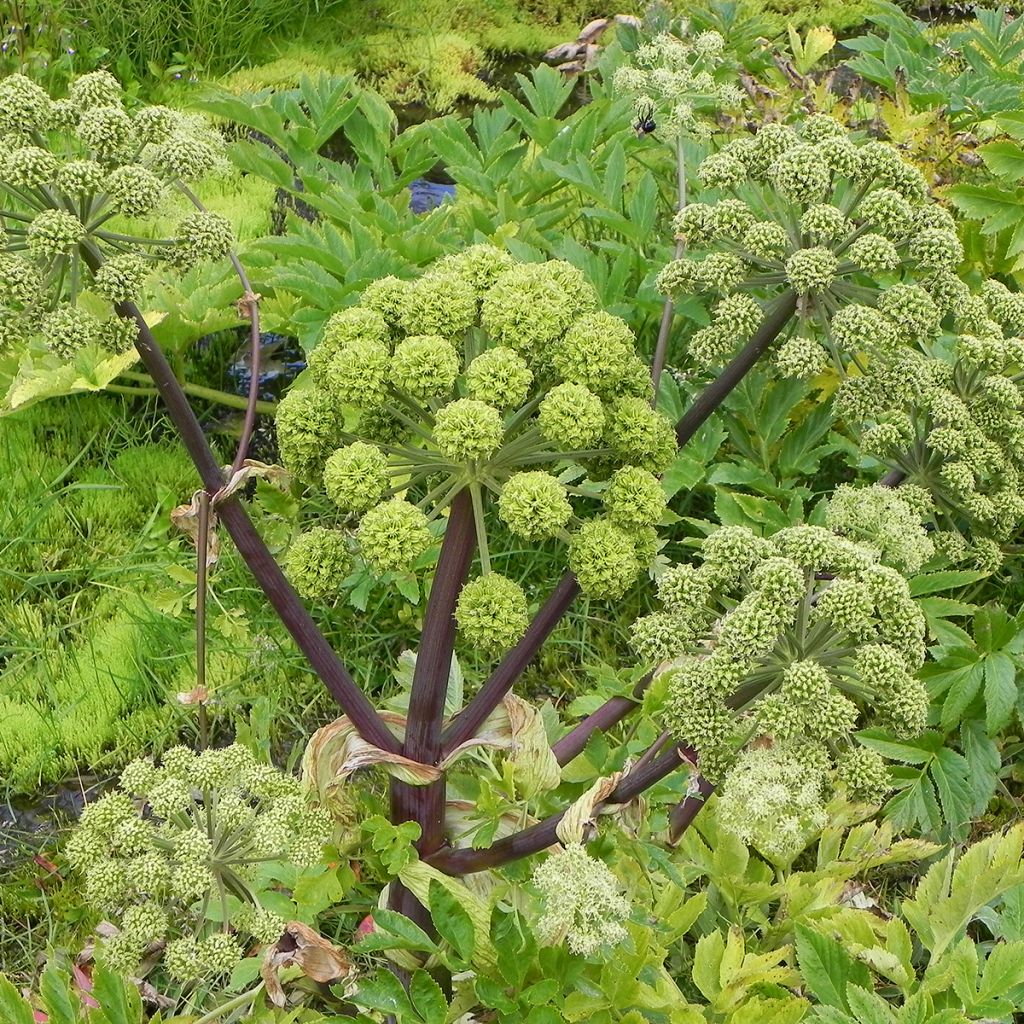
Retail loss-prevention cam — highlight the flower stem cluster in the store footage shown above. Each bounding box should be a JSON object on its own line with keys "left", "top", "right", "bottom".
{"left": 633, "top": 512, "right": 930, "bottom": 839}
{"left": 0, "top": 70, "right": 229, "bottom": 362}
{"left": 67, "top": 744, "right": 333, "bottom": 982}
{"left": 276, "top": 250, "right": 678, "bottom": 654}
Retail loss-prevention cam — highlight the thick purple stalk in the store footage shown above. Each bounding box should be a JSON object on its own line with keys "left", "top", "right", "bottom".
{"left": 552, "top": 682, "right": 649, "bottom": 765}
{"left": 668, "top": 776, "right": 714, "bottom": 844}
{"left": 427, "top": 746, "right": 687, "bottom": 875}
{"left": 389, "top": 490, "right": 476, "bottom": 921}
{"left": 441, "top": 574, "right": 581, "bottom": 755}
{"left": 97, "top": 283, "right": 401, "bottom": 754}
{"left": 676, "top": 290, "right": 798, "bottom": 446}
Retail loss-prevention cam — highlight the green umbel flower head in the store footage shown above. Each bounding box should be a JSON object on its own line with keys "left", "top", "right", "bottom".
{"left": 276, "top": 253, "right": 676, "bottom": 597}
{"left": 633, "top": 514, "right": 928, "bottom": 813}
{"left": 284, "top": 527, "right": 352, "bottom": 601}
{"left": 68, "top": 745, "right": 334, "bottom": 989}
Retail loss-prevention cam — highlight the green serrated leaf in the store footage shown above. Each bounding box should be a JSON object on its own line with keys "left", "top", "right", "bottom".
{"left": 984, "top": 651, "right": 1018, "bottom": 734}
{"left": 795, "top": 924, "right": 872, "bottom": 1011}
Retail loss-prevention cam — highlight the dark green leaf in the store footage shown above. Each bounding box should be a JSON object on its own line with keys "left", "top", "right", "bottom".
{"left": 984, "top": 651, "right": 1018, "bottom": 734}
{"left": 429, "top": 879, "right": 475, "bottom": 962}
{"left": 409, "top": 970, "right": 447, "bottom": 1023}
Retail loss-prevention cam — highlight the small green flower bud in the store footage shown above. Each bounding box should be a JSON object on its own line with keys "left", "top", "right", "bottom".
{"left": 696, "top": 252, "right": 747, "bottom": 292}
{"left": 569, "top": 519, "right": 642, "bottom": 599}
{"left": 697, "top": 151, "right": 747, "bottom": 188}
{"left": 358, "top": 498, "right": 432, "bottom": 572}
{"left": 133, "top": 105, "right": 181, "bottom": 143}
{"left": 830, "top": 304, "right": 895, "bottom": 355}
{"left": 857, "top": 188, "right": 914, "bottom": 239}
{"left": 433, "top": 398, "right": 503, "bottom": 463}
{"left": 456, "top": 573, "right": 529, "bottom": 654}
{"left": 465, "top": 346, "right": 533, "bottom": 408}
{"left": 197, "top": 933, "right": 243, "bottom": 975}
{"left": 712, "top": 199, "right": 756, "bottom": 241}
{"left": 98, "top": 933, "right": 145, "bottom": 976}
{"left": 27, "top": 209, "right": 85, "bottom": 260}
{"left": 323, "top": 442, "right": 389, "bottom": 514}
{"left": 846, "top": 233, "right": 900, "bottom": 272}
{"left": 237, "top": 904, "right": 285, "bottom": 945}
{"left": 164, "top": 937, "right": 201, "bottom": 981}
{"left": 285, "top": 527, "right": 352, "bottom": 602}
{"left": 390, "top": 334, "right": 459, "bottom": 400}
{"left": 672, "top": 203, "right": 717, "bottom": 245}
{"left": 147, "top": 776, "right": 192, "bottom": 818}
{"left": 321, "top": 338, "right": 390, "bottom": 409}
{"left": 121, "top": 903, "right": 168, "bottom": 945}
{"left": 498, "top": 471, "right": 572, "bottom": 539}
{"left": 877, "top": 283, "right": 938, "bottom": 341}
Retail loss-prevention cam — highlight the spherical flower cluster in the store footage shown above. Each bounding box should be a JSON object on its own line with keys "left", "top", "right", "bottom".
{"left": 433, "top": 398, "right": 504, "bottom": 463}
{"left": 498, "top": 471, "right": 573, "bottom": 539}
{"left": 715, "top": 744, "right": 828, "bottom": 861}
{"left": 357, "top": 498, "right": 433, "bottom": 573}
{"left": 465, "top": 346, "right": 533, "bottom": 408}
{"left": 602, "top": 466, "right": 667, "bottom": 528}
{"left": 93, "top": 254, "right": 150, "bottom": 304}
{"left": 774, "top": 334, "right": 827, "bottom": 378}
{"left": 455, "top": 573, "right": 529, "bottom": 653}
{"left": 569, "top": 520, "right": 644, "bottom": 600}
{"left": 0, "top": 73, "right": 52, "bottom": 135}
{"left": 539, "top": 383, "right": 605, "bottom": 450}
{"left": 532, "top": 842, "right": 630, "bottom": 957}
{"left": 41, "top": 305, "right": 100, "bottom": 359}
{"left": 390, "top": 334, "right": 460, "bottom": 399}
{"left": 634, "top": 521, "right": 927, "bottom": 804}
{"left": 68, "top": 745, "right": 332, "bottom": 980}
{"left": 27, "top": 209, "right": 85, "bottom": 260}
{"left": 324, "top": 441, "right": 390, "bottom": 514}
{"left": 170, "top": 211, "right": 234, "bottom": 270}
{"left": 284, "top": 527, "right": 353, "bottom": 601}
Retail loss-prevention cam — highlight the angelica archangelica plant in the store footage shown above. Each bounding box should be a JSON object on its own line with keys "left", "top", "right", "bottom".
{"left": 612, "top": 27, "right": 743, "bottom": 142}
{"left": 632, "top": 511, "right": 929, "bottom": 846}
{"left": 66, "top": 743, "right": 333, "bottom": 983}
{"left": 0, "top": 71, "right": 232, "bottom": 363}
{"left": 656, "top": 114, "right": 1024, "bottom": 568}
{"left": 277, "top": 247, "right": 679, "bottom": 655}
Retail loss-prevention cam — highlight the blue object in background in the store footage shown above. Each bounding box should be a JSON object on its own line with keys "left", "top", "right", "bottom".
{"left": 409, "top": 178, "right": 456, "bottom": 213}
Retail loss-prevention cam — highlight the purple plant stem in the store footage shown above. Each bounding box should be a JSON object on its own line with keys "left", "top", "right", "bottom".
{"left": 90, "top": 273, "right": 401, "bottom": 753}
{"left": 427, "top": 746, "right": 688, "bottom": 875}
{"left": 390, "top": 490, "right": 476, "bottom": 921}
{"left": 441, "top": 574, "right": 581, "bottom": 756}
{"left": 668, "top": 775, "right": 715, "bottom": 844}
{"left": 676, "top": 290, "right": 798, "bottom": 446}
